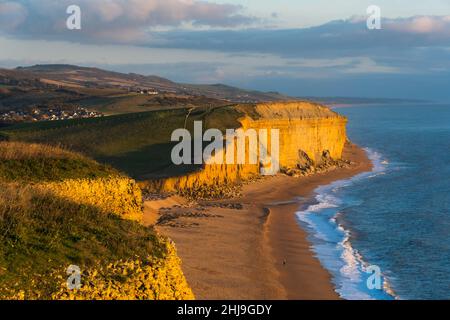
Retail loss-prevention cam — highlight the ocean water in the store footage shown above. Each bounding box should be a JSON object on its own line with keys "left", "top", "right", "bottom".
{"left": 296, "top": 104, "right": 450, "bottom": 300}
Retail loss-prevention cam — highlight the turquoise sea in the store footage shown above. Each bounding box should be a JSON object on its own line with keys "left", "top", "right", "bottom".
{"left": 296, "top": 104, "right": 450, "bottom": 300}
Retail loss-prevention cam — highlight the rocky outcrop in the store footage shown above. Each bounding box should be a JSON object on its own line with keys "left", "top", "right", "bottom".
{"left": 239, "top": 102, "right": 347, "bottom": 167}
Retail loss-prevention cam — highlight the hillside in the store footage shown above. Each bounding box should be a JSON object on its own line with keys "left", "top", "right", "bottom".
{"left": 0, "top": 64, "right": 290, "bottom": 116}
{"left": 0, "top": 141, "right": 193, "bottom": 300}
{"left": 14, "top": 64, "right": 177, "bottom": 91}
{"left": 0, "top": 106, "right": 243, "bottom": 178}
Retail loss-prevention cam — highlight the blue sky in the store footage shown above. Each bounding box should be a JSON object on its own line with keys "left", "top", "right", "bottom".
{"left": 1, "top": 0, "right": 450, "bottom": 100}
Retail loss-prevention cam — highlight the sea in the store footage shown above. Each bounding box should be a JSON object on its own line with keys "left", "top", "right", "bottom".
{"left": 296, "top": 103, "right": 450, "bottom": 300}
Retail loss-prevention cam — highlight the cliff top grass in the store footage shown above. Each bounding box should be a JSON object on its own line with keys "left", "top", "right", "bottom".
{"left": 238, "top": 101, "right": 345, "bottom": 120}
{"left": 0, "top": 141, "right": 119, "bottom": 182}
{"left": 0, "top": 107, "right": 242, "bottom": 178}
{"left": 0, "top": 141, "right": 192, "bottom": 299}
{"left": 0, "top": 182, "right": 163, "bottom": 299}
{"left": 0, "top": 101, "right": 341, "bottom": 179}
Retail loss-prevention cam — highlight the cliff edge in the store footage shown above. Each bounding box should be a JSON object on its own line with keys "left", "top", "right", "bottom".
{"left": 145, "top": 101, "right": 348, "bottom": 196}
{"left": 0, "top": 142, "right": 194, "bottom": 300}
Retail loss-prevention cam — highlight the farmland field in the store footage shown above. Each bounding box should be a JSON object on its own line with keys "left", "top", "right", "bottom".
{"left": 0, "top": 106, "right": 243, "bottom": 178}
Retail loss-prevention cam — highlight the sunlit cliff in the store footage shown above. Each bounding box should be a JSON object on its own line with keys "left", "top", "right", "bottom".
{"left": 146, "top": 102, "right": 347, "bottom": 194}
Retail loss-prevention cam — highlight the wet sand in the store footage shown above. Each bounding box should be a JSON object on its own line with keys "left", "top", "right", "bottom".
{"left": 144, "top": 143, "right": 372, "bottom": 300}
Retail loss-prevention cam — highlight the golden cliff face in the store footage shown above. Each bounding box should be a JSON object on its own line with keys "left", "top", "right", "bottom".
{"left": 146, "top": 102, "right": 347, "bottom": 193}
{"left": 240, "top": 101, "right": 347, "bottom": 167}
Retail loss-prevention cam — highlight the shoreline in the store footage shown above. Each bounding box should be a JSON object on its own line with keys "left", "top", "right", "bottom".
{"left": 258, "top": 143, "right": 373, "bottom": 299}
{"left": 144, "top": 143, "right": 373, "bottom": 299}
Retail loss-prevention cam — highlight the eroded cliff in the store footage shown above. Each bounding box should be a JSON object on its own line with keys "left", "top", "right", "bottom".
{"left": 0, "top": 142, "right": 194, "bottom": 300}
{"left": 145, "top": 102, "right": 348, "bottom": 195}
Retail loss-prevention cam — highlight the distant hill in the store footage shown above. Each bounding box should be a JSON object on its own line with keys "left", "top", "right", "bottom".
{"left": 300, "top": 96, "right": 431, "bottom": 106}
{"left": 1, "top": 64, "right": 290, "bottom": 104}
{"left": 15, "top": 64, "right": 176, "bottom": 89}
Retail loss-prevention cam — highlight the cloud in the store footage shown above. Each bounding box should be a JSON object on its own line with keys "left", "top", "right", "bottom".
{"left": 0, "top": 0, "right": 257, "bottom": 44}
{"left": 2, "top": 5, "right": 450, "bottom": 100}
{"left": 385, "top": 15, "right": 450, "bottom": 34}
{"left": 2, "top": 1, "right": 450, "bottom": 54}
{"left": 2, "top": 11, "right": 449, "bottom": 84}
{"left": 0, "top": 2, "right": 28, "bottom": 30}
{"left": 149, "top": 15, "right": 450, "bottom": 57}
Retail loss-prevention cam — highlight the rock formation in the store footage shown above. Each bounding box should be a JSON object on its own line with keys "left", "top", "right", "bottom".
{"left": 145, "top": 101, "right": 348, "bottom": 197}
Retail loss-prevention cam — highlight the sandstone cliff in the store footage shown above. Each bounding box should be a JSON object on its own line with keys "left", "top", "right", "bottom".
{"left": 239, "top": 102, "right": 347, "bottom": 167}
{"left": 145, "top": 101, "right": 347, "bottom": 194}
{"left": 0, "top": 142, "right": 194, "bottom": 300}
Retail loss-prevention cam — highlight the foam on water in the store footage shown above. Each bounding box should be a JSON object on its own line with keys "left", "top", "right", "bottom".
{"left": 296, "top": 149, "right": 396, "bottom": 300}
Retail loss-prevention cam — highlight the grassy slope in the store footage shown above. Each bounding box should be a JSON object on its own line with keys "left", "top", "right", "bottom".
{"left": 0, "top": 142, "right": 192, "bottom": 299}
{"left": 0, "top": 142, "right": 118, "bottom": 182}
{"left": 0, "top": 106, "right": 244, "bottom": 179}
{"left": 77, "top": 93, "right": 163, "bottom": 115}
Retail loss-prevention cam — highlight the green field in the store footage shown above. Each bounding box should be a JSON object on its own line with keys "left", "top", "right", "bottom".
{"left": 76, "top": 93, "right": 163, "bottom": 115}
{"left": 0, "top": 105, "right": 245, "bottom": 179}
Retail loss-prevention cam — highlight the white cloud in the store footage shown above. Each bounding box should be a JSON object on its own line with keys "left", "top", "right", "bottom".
{"left": 343, "top": 57, "right": 401, "bottom": 74}
{"left": 385, "top": 15, "right": 450, "bottom": 34}
{"left": 0, "top": 0, "right": 257, "bottom": 44}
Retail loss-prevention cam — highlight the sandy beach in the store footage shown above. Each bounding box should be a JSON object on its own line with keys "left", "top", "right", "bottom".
{"left": 144, "top": 143, "right": 373, "bottom": 300}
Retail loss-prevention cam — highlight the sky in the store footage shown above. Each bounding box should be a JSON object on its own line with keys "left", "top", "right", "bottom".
{"left": 1, "top": 0, "right": 450, "bottom": 100}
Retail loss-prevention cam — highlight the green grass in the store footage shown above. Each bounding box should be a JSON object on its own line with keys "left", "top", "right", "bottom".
{"left": 0, "top": 158, "right": 118, "bottom": 182}
{"left": 0, "top": 141, "right": 119, "bottom": 182}
{"left": 0, "top": 188, "right": 164, "bottom": 299}
{"left": 0, "top": 142, "right": 166, "bottom": 299}
{"left": 76, "top": 93, "right": 156, "bottom": 115}
{"left": 0, "top": 105, "right": 246, "bottom": 179}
